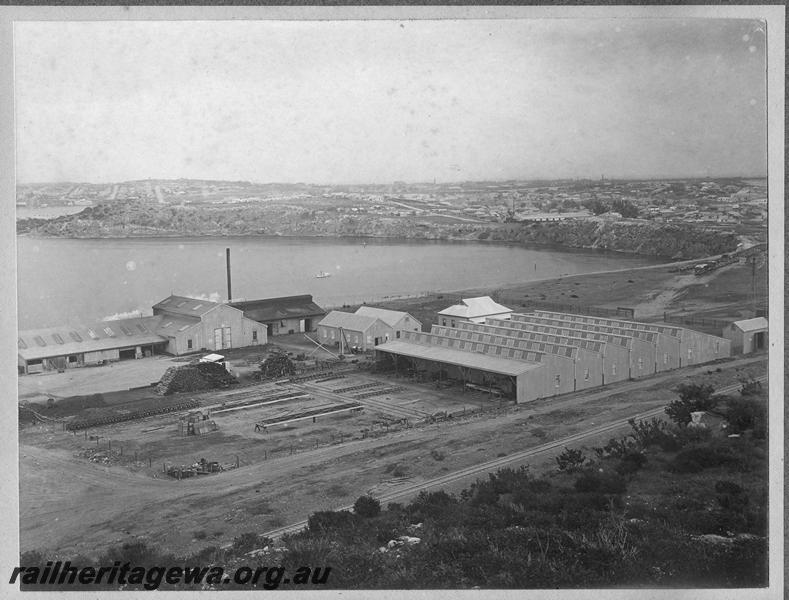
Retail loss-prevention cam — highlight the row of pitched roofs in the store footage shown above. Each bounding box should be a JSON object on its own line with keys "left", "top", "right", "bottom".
{"left": 19, "top": 293, "right": 328, "bottom": 362}
{"left": 318, "top": 306, "right": 418, "bottom": 332}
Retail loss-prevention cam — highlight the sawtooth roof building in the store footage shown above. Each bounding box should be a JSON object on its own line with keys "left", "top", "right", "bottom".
{"left": 375, "top": 310, "right": 731, "bottom": 403}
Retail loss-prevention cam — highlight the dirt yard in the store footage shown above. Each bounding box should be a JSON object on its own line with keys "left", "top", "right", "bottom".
{"left": 375, "top": 256, "right": 768, "bottom": 328}
{"left": 19, "top": 354, "right": 767, "bottom": 559}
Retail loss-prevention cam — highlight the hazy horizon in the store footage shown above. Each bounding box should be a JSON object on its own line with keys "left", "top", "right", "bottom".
{"left": 15, "top": 19, "right": 767, "bottom": 185}
{"left": 15, "top": 172, "right": 769, "bottom": 188}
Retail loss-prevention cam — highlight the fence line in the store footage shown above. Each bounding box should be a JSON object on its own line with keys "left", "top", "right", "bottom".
{"left": 663, "top": 313, "right": 729, "bottom": 330}
{"left": 512, "top": 300, "right": 635, "bottom": 319}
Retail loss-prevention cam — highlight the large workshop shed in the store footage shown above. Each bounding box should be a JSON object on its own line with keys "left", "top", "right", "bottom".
{"left": 153, "top": 295, "right": 266, "bottom": 355}
{"left": 532, "top": 311, "right": 730, "bottom": 367}
{"left": 507, "top": 314, "right": 668, "bottom": 375}
{"left": 446, "top": 322, "right": 605, "bottom": 390}
{"left": 18, "top": 316, "right": 167, "bottom": 374}
{"left": 376, "top": 329, "right": 578, "bottom": 402}
{"left": 473, "top": 320, "right": 629, "bottom": 385}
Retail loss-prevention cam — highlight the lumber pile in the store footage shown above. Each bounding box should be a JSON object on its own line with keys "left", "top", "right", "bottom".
{"left": 257, "top": 353, "right": 296, "bottom": 380}
{"left": 156, "top": 362, "right": 237, "bottom": 396}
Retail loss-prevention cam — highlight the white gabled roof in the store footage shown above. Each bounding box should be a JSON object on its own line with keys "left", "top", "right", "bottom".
{"left": 355, "top": 306, "right": 419, "bottom": 328}
{"left": 731, "top": 317, "right": 768, "bottom": 332}
{"left": 438, "top": 296, "right": 512, "bottom": 319}
{"left": 318, "top": 310, "right": 380, "bottom": 333}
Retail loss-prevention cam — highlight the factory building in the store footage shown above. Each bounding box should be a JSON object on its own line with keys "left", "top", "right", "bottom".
{"left": 230, "top": 295, "right": 326, "bottom": 336}
{"left": 437, "top": 296, "right": 512, "bottom": 326}
{"left": 152, "top": 295, "right": 266, "bottom": 355}
{"left": 439, "top": 323, "right": 603, "bottom": 390}
{"left": 487, "top": 317, "right": 649, "bottom": 381}
{"left": 376, "top": 330, "right": 575, "bottom": 402}
{"left": 502, "top": 315, "right": 667, "bottom": 375}
{"left": 317, "top": 307, "right": 421, "bottom": 352}
{"left": 462, "top": 320, "right": 629, "bottom": 384}
{"left": 531, "top": 311, "right": 730, "bottom": 367}
{"left": 18, "top": 316, "right": 168, "bottom": 375}
{"left": 723, "top": 317, "right": 768, "bottom": 354}
{"left": 18, "top": 294, "right": 268, "bottom": 374}
{"left": 374, "top": 310, "right": 730, "bottom": 404}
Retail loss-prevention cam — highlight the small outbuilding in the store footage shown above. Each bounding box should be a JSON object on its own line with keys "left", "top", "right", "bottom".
{"left": 438, "top": 296, "right": 512, "bottom": 326}
{"left": 316, "top": 307, "right": 422, "bottom": 352}
{"left": 723, "top": 317, "right": 768, "bottom": 354}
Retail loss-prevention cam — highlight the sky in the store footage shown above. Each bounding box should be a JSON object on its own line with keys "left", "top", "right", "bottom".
{"left": 14, "top": 18, "right": 767, "bottom": 184}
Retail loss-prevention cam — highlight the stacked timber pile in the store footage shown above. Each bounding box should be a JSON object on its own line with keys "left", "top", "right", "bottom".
{"left": 257, "top": 353, "right": 296, "bottom": 380}
{"left": 156, "top": 362, "right": 237, "bottom": 396}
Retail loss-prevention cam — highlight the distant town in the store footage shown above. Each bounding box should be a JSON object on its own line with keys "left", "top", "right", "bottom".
{"left": 17, "top": 176, "right": 767, "bottom": 227}
{"left": 16, "top": 177, "right": 767, "bottom": 262}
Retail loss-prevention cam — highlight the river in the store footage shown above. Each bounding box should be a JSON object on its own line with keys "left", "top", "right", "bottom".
{"left": 16, "top": 236, "right": 663, "bottom": 329}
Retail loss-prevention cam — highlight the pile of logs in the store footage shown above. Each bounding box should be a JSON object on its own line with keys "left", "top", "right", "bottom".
{"left": 156, "top": 362, "right": 237, "bottom": 396}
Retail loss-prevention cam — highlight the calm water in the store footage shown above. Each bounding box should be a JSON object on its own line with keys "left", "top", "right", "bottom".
{"left": 16, "top": 236, "right": 662, "bottom": 329}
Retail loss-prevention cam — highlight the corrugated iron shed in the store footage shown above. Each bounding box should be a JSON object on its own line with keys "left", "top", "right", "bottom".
{"left": 230, "top": 295, "right": 325, "bottom": 322}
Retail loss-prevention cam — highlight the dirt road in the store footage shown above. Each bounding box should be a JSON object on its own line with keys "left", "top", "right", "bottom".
{"left": 19, "top": 356, "right": 766, "bottom": 558}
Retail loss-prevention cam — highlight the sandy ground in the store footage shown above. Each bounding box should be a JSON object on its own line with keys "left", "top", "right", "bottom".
{"left": 17, "top": 355, "right": 182, "bottom": 402}
{"left": 19, "top": 355, "right": 766, "bottom": 559}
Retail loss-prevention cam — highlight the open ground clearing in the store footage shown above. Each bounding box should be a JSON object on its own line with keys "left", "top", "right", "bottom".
{"left": 19, "top": 353, "right": 766, "bottom": 559}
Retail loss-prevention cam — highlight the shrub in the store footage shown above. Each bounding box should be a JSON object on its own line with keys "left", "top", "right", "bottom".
{"left": 353, "top": 495, "right": 381, "bottom": 518}
{"left": 573, "top": 469, "right": 626, "bottom": 495}
{"left": 666, "top": 384, "right": 718, "bottom": 426}
{"left": 615, "top": 451, "right": 647, "bottom": 476}
{"left": 669, "top": 446, "right": 735, "bottom": 473}
{"left": 430, "top": 449, "right": 446, "bottom": 461}
{"left": 675, "top": 425, "right": 713, "bottom": 446}
{"left": 725, "top": 396, "right": 765, "bottom": 434}
{"left": 715, "top": 480, "right": 749, "bottom": 511}
{"left": 593, "top": 436, "right": 639, "bottom": 459}
{"left": 307, "top": 510, "right": 357, "bottom": 533}
{"left": 232, "top": 532, "right": 263, "bottom": 553}
{"left": 739, "top": 379, "right": 763, "bottom": 397}
{"left": 629, "top": 417, "right": 674, "bottom": 448}
{"left": 555, "top": 446, "right": 588, "bottom": 472}
{"left": 193, "top": 529, "right": 207, "bottom": 540}
{"left": 669, "top": 455, "right": 702, "bottom": 474}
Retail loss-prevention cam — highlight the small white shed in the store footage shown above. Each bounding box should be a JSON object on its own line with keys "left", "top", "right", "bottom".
{"left": 722, "top": 317, "right": 768, "bottom": 354}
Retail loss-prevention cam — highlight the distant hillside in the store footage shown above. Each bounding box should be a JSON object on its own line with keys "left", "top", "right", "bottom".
{"left": 16, "top": 200, "right": 738, "bottom": 259}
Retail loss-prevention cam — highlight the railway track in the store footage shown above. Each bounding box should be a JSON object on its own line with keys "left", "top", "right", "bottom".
{"left": 262, "top": 374, "right": 768, "bottom": 540}
{"left": 262, "top": 404, "right": 666, "bottom": 539}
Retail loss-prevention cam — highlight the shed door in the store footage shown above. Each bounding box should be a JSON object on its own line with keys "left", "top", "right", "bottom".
{"left": 214, "top": 328, "right": 231, "bottom": 350}
{"left": 754, "top": 331, "right": 766, "bottom": 350}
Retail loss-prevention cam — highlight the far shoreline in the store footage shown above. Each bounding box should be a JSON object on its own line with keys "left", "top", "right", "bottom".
{"left": 15, "top": 230, "right": 678, "bottom": 263}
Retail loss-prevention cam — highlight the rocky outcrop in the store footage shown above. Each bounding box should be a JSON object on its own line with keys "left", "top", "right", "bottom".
{"left": 17, "top": 200, "right": 738, "bottom": 259}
